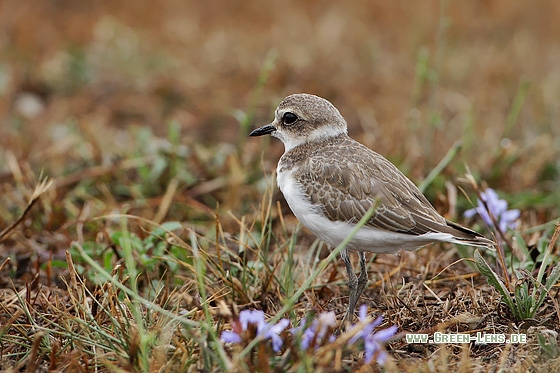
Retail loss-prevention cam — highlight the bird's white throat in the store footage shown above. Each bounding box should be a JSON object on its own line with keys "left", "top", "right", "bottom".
{"left": 274, "top": 125, "right": 347, "bottom": 152}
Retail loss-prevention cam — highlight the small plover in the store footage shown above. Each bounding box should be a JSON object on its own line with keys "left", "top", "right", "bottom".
{"left": 250, "top": 93, "right": 494, "bottom": 323}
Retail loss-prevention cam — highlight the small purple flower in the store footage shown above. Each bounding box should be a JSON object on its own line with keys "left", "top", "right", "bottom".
{"left": 348, "top": 305, "right": 397, "bottom": 365}
{"left": 220, "top": 330, "right": 242, "bottom": 344}
{"left": 220, "top": 310, "right": 289, "bottom": 352}
{"left": 363, "top": 324, "right": 398, "bottom": 364}
{"left": 293, "top": 306, "right": 397, "bottom": 366}
{"left": 464, "top": 188, "right": 520, "bottom": 233}
{"left": 292, "top": 311, "right": 337, "bottom": 350}
{"left": 264, "top": 318, "right": 290, "bottom": 352}
{"left": 348, "top": 305, "right": 382, "bottom": 344}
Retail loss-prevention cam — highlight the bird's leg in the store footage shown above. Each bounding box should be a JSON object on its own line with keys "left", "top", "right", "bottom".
{"left": 341, "top": 248, "right": 359, "bottom": 327}
{"left": 356, "top": 251, "right": 369, "bottom": 305}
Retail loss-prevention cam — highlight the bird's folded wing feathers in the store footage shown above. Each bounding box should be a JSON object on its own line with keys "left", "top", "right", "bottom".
{"left": 296, "top": 152, "right": 449, "bottom": 235}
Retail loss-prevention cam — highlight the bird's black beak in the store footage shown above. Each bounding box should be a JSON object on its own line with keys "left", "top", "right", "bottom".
{"left": 249, "top": 124, "right": 276, "bottom": 137}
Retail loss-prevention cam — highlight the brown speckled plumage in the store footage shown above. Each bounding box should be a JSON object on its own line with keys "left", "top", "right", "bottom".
{"left": 279, "top": 133, "right": 486, "bottom": 243}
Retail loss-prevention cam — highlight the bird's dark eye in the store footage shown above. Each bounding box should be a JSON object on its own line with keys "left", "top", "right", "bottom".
{"left": 283, "top": 112, "right": 298, "bottom": 125}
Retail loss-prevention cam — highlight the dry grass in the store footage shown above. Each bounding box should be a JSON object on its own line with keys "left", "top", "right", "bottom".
{"left": 1, "top": 0, "right": 559, "bottom": 372}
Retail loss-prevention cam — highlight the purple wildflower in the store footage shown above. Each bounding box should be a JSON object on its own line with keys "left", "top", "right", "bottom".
{"left": 220, "top": 310, "right": 289, "bottom": 352}
{"left": 348, "top": 305, "right": 382, "bottom": 344}
{"left": 348, "top": 305, "right": 398, "bottom": 365}
{"left": 363, "top": 324, "right": 398, "bottom": 364}
{"left": 220, "top": 330, "right": 242, "bottom": 344}
{"left": 464, "top": 188, "right": 520, "bottom": 233}
{"left": 292, "top": 306, "right": 397, "bottom": 366}
{"left": 292, "top": 311, "right": 337, "bottom": 350}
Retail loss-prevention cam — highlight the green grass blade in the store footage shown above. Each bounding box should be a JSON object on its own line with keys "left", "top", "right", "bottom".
{"left": 418, "top": 140, "right": 462, "bottom": 193}
{"left": 474, "top": 250, "right": 518, "bottom": 319}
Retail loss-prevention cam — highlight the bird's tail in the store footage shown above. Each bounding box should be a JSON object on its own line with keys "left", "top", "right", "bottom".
{"left": 445, "top": 219, "right": 496, "bottom": 248}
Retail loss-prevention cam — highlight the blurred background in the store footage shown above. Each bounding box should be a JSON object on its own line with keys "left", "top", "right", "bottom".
{"left": 1, "top": 0, "right": 559, "bottom": 218}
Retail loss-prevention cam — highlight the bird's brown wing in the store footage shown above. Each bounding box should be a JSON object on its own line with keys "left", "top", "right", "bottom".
{"left": 294, "top": 142, "right": 448, "bottom": 235}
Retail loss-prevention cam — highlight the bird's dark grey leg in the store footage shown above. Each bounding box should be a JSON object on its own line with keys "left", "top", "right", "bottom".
{"left": 341, "top": 248, "right": 359, "bottom": 326}
{"left": 356, "top": 251, "right": 369, "bottom": 305}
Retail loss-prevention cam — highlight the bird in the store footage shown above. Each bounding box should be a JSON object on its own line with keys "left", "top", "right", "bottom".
{"left": 249, "top": 93, "right": 494, "bottom": 324}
